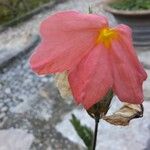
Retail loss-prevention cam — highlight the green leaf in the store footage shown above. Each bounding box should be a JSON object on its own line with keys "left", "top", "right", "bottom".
{"left": 70, "top": 114, "right": 93, "bottom": 150}
{"left": 110, "top": 0, "right": 150, "bottom": 11}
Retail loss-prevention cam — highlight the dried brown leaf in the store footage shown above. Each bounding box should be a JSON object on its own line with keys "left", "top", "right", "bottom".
{"left": 103, "top": 103, "right": 143, "bottom": 126}
{"left": 54, "top": 72, "right": 72, "bottom": 99}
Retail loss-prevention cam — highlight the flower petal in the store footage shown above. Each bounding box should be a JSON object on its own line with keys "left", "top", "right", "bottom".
{"left": 30, "top": 11, "right": 108, "bottom": 74}
{"left": 68, "top": 44, "right": 113, "bottom": 109}
{"left": 110, "top": 35, "right": 147, "bottom": 104}
{"left": 115, "top": 24, "right": 147, "bottom": 81}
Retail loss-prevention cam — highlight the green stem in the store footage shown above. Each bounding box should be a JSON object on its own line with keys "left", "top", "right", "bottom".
{"left": 92, "top": 117, "right": 100, "bottom": 150}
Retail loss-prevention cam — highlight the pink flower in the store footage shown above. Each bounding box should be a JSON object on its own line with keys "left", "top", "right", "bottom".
{"left": 30, "top": 11, "right": 147, "bottom": 109}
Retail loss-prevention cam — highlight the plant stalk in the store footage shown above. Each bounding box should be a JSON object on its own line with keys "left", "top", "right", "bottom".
{"left": 92, "top": 117, "right": 100, "bottom": 150}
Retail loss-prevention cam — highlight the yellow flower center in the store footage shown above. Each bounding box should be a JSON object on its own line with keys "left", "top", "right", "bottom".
{"left": 96, "top": 28, "right": 117, "bottom": 48}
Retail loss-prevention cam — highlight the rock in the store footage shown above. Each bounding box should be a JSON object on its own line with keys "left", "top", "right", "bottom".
{"left": 0, "top": 117, "right": 7, "bottom": 128}
{"left": 0, "top": 103, "right": 4, "bottom": 109}
{"left": 0, "top": 129, "right": 34, "bottom": 150}
{"left": 1, "top": 106, "right": 8, "bottom": 112}
{"left": 56, "top": 97, "right": 150, "bottom": 150}
{"left": 10, "top": 96, "right": 53, "bottom": 121}
{"left": 4, "top": 98, "right": 11, "bottom": 103}
{"left": 0, "top": 113, "right": 6, "bottom": 120}
{"left": 47, "top": 146, "right": 52, "bottom": 150}
{"left": 41, "top": 78, "right": 48, "bottom": 82}
{"left": 24, "top": 78, "right": 32, "bottom": 85}
{"left": 144, "top": 70, "right": 150, "bottom": 100}
{"left": 4, "top": 88, "right": 11, "bottom": 95}
{"left": 139, "top": 51, "right": 150, "bottom": 69}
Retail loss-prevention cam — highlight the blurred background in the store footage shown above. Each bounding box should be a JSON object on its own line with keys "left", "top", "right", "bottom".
{"left": 0, "top": 0, "right": 150, "bottom": 150}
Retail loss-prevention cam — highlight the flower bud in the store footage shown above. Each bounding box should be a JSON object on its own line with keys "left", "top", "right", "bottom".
{"left": 87, "top": 90, "right": 113, "bottom": 119}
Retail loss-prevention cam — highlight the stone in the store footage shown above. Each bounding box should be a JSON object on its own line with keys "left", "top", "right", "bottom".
{"left": 24, "top": 78, "right": 32, "bottom": 85}
{"left": 0, "top": 129, "right": 34, "bottom": 150}
{"left": 143, "top": 69, "right": 150, "bottom": 100}
{"left": 0, "top": 113, "right": 6, "bottom": 119}
{"left": 0, "top": 103, "right": 4, "bottom": 109}
{"left": 139, "top": 51, "right": 150, "bottom": 69}
{"left": 10, "top": 96, "right": 53, "bottom": 121}
{"left": 1, "top": 106, "right": 8, "bottom": 112}
{"left": 0, "top": 117, "right": 7, "bottom": 128}
{"left": 4, "top": 88, "right": 11, "bottom": 95}
{"left": 47, "top": 146, "right": 52, "bottom": 150}
{"left": 41, "top": 78, "right": 48, "bottom": 82}
{"left": 56, "top": 97, "right": 150, "bottom": 150}
{"left": 4, "top": 98, "right": 11, "bottom": 103}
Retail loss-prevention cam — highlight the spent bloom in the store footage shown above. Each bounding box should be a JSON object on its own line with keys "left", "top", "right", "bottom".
{"left": 30, "top": 11, "right": 147, "bottom": 109}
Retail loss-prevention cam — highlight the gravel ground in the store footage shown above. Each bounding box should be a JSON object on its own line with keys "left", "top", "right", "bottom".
{"left": 0, "top": 0, "right": 105, "bottom": 52}
{"left": 0, "top": 51, "right": 80, "bottom": 150}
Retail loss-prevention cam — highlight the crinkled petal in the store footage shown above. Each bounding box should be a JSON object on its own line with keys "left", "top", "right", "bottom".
{"left": 30, "top": 11, "right": 108, "bottom": 74}
{"left": 68, "top": 44, "right": 113, "bottom": 109}
{"left": 110, "top": 29, "right": 147, "bottom": 104}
